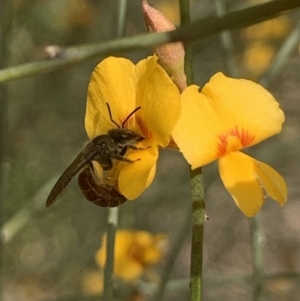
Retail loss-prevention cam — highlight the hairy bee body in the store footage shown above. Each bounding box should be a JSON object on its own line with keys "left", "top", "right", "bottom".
{"left": 46, "top": 104, "right": 144, "bottom": 208}
{"left": 83, "top": 129, "right": 143, "bottom": 171}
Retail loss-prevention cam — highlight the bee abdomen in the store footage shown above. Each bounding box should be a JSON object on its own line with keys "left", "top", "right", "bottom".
{"left": 77, "top": 167, "right": 127, "bottom": 207}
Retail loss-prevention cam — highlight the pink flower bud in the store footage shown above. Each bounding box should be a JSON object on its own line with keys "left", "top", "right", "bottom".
{"left": 142, "top": 0, "right": 187, "bottom": 91}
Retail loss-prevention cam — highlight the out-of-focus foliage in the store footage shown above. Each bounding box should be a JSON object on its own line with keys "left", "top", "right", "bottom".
{"left": 241, "top": 15, "right": 292, "bottom": 77}
{"left": 2, "top": 0, "right": 300, "bottom": 301}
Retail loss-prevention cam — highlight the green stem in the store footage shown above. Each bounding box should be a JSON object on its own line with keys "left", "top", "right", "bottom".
{"left": 179, "top": 1, "right": 205, "bottom": 300}
{"left": 179, "top": 0, "right": 190, "bottom": 24}
{"left": 116, "top": 0, "right": 127, "bottom": 38}
{"left": 1, "top": 176, "right": 58, "bottom": 244}
{"left": 0, "top": 0, "right": 12, "bottom": 294}
{"left": 189, "top": 168, "right": 205, "bottom": 301}
{"left": 0, "top": 0, "right": 299, "bottom": 83}
{"left": 179, "top": 0, "right": 193, "bottom": 84}
{"left": 102, "top": 207, "right": 119, "bottom": 301}
{"left": 249, "top": 213, "right": 264, "bottom": 301}
{"left": 0, "top": 0, "right": 12, "bottom": 210}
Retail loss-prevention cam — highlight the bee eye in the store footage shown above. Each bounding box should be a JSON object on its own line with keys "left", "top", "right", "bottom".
{"left": 121, "top": 133, "right": 131, "bottom": 139}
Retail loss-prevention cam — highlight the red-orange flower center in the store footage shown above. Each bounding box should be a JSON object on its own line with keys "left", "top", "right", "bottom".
{"left": 217, "top": 126, "right": 255, "bottom": 157}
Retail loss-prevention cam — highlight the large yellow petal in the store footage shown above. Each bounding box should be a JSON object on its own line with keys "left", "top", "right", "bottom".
{"left": 118, "top": 141, "right": 159, "bottom": 199}
{"left": 172, "top": 73, "right": 284, "bottom": 169}
{"left": 172, "top": 85, "right": 224, "bottom": 168}
{"left": 218, "top": 151, "right": 287, "bottom": 217}
{"left": 135, "top": 56, "right": 181, "bottom": 146}
{"left": 85, "top": 57, "right": 137, "bottom": 139}
{"left": 202, "top": 72, "right": 284, "bottom": 146}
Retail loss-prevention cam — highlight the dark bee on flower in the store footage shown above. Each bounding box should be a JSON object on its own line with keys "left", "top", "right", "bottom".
{"left": 46, "top": 103, "right": 144, "bottom": 207}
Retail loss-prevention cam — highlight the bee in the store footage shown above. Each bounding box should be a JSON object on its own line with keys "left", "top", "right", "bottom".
{"left": 46, "top": 103, "right": 144, "bottom": 207}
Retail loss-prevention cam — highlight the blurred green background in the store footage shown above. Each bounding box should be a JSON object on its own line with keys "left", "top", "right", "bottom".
{"left": 1, "top": 0, "right": 300, "bottom": 300}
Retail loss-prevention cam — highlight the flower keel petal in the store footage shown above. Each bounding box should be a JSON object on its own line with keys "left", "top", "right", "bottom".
{"left": 219, "top": 152, "right": 264, "bottom": 217}
{"left": 219, "top": 151, "right": 287, "bottom": 217}
{"left": 254, "top": 161, "right": 287, "bottom": 205}
{"left": 118, "top": 142, "right": 158, "bottom": 199}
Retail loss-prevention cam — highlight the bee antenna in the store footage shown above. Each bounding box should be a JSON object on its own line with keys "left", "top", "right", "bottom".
{"left": 122, "top": 106, "right": 141, "bottom": 128}
{"left": 106, "top": 102, "right": 120, "bottom": 129}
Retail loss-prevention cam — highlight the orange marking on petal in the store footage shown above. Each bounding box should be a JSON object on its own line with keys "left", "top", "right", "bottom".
{"left": 136, "top": 115, "right": 153, "bottom": 139}
{"left": 217, "top": 126, "right": 255, "bottom": 157}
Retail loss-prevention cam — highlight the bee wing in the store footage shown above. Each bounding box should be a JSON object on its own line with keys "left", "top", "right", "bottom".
{"left": 46, "top": 149, "right": 98, "bottom": 207}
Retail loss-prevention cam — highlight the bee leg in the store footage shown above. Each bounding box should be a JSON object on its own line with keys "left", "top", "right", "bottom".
{"left": 119, "top": 144, "right": 151, "bottom": 155}
{"left": 111, "top": 154, "right": 140, "bottom": 163}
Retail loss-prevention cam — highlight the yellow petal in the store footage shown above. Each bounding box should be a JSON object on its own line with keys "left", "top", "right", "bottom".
{"left": 202, "top": 72, "right": 284, "bottom": 146}
{"left": 172, "top": 73, "right": 284, "bottom": 169}
{"left": 118, "top": 141, "right": 158, "bottom": 199}
{"left": 172, "top": 85, "right": 223, "bottom": 168}
{"left": 255, "top": 161, "right": 287, "bottom": 205}
{"left": 85, "top": 57, "right": 137, "bottom": 139}
{"left": 218, "top": 151, "right": 287, "bottom": 217}
{"left": 146, "top": 163, "right": 156, "bottom": 188}
{"left": 135, "top": 56, "right": 181, "bottom": 146}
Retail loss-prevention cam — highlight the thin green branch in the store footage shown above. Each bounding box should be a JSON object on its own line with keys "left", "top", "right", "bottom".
{"left": 0, "top": 176, "right": 58, "bottom": 244}
{"left": 116, "top": 0, "right": 127, "bottom": 38}
{"left": 189, "top": 168, "right": 205, "bottom": 301}
{"left": 0, "top": 0, "right": 299, "bottom": 83}
{"left": 0, "top": 0, "right": 12, "bottom": 219}
{"left": 102, "top": 207, "right": 119, "bottom": 301}
{"left": 0, "top": 2, "right": 13, "bottom": 294}
{"left": 179, "top": 0, "right": 205, "bottom": 300}
{"left": 179, "top": 0, "right": 193, "bottom": 85}
{"left": 179, "top": 0, "right": 191, "bottom": 25}
{"left": 249, "top": 213, "right": 264, "bottom": 301}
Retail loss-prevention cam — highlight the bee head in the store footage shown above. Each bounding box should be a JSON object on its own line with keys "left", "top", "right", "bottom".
{"left": 108, "top": 128, "right": 144, "bottom": 144}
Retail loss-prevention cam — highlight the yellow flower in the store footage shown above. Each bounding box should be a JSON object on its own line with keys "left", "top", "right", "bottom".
{"left": 243, "top": 41, "right": 275, "bottom": 77}
{"left": 172, "top": 72, "right": 287, "bottom": 217}
{"left": 85, "top": 55, "right": 181, "bottom": 200}
{"left": 95, "top": 230, "right": 167, "bottom": 282}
